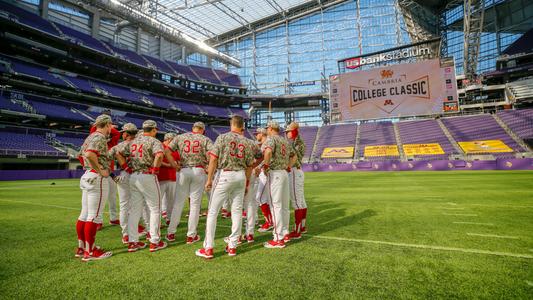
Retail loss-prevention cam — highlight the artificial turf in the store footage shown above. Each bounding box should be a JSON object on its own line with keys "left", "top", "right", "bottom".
{"left": 0, "top": 171, "right": 532, "bottom": 299}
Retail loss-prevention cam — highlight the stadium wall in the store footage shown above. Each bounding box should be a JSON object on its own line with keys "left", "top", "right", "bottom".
{"left": 1, "top": 158, "right": 531, "bottom": 181}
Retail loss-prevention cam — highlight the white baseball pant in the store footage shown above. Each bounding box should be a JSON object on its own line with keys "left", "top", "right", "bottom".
{"left": 267, "top": 170, "right": 290, "bottom": 241}
{"left": 159, "top": 180, "right": 176, "bottom": 217}
{"left": 116, "top": 171, "right": 131, "bottom": 236}
{"left": 203, "top": 170, "right": 246, "bottom": 249}
{"left": 128, "top": 173, "right": 162, "bottom": 244}
{"left": 94, "top": 176, "right": 117, "bottom": 223}
{"left": 167, "top": 167, "right": 207, "bottom": 236}
{"left": 289, "top": 169, "right": 307, "bottom": 209}
{"left": 79, "top": 171, "right": 109, "bottom": 223}
{"left": 243, "top": 173, "right": 258, "bottom": 235}
{"left": 255, "top": 172, "right": 269, "bottom": 205}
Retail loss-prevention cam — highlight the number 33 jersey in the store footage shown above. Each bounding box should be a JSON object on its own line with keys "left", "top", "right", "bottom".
{"left": 261, "top": 135, "right": 295, "bottom": 170}
{"left": 168, "top": 132, "right": 213, "bottom": 168}
{"left": 208, "top": 131, "right": 254, "bottom": 171}
{"left": 121, "top": 134, "right": 164, "bottom": 172}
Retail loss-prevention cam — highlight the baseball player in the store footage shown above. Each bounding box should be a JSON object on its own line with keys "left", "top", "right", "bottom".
{"left": 196, "top": 116, "right": 254, "bottom": 259}
{"left": 75, "top": 114, "right": 114, "bottom": 261}
{"left": 89, "top": 112, "right": 120, "bottom": 229}
{"left": 241, "top": 129, "right": 264, "bottom": 242}
{"left": 261, "top": 121, "right": 294, "bottom": 248}
{"left": 117, "top": 120, "right": 177, "bottom": 252}
{"left": 109, "top": 123, "right": 137, "bottom": 244}
{"left": 254, "top": 128, "right": 274, "bottom": 232}
{"left": 159, "top": 132, "right": 180, "bottom": 224}
{"left": 166, "top": 122, "right": 213, "bottom": 244}
{"left": 285, "top": 122, "right": 308, "bottom": 239}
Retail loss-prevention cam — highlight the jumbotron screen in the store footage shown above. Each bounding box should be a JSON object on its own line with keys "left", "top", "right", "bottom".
{"left": 329, "top": 59, "right": 458, "bottom": 122}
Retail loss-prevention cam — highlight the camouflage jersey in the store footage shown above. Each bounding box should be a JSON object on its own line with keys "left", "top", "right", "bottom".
{"left": 109, "top": 139, "right": 133, "bottom": 162}
{"left": 168, "top": 132, "right": 213, "bottom": 168}
{"left": 121, "top": 134, "right": 164, "bottom": 173}
{"left": 209, "top": 131, "right": 254, "bottom": 171}
{"left": 261, "top": 135, "right": 295, "bottom": 170}
{"left": 79, "top": 131, "right": 111, "bottom": 171}
{"left": 290, "top": 135, "right": 305, "bottom": 169}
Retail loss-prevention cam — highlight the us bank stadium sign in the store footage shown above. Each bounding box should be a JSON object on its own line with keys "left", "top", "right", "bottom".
{"left": 338, "top": 38, "right": 440, "bottom": 72}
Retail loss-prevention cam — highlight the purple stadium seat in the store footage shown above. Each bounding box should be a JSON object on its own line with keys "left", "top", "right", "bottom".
{"left": 358, "top": 122, "right": 396, "bottom": 158}
{"left": 0, "top": 2, "right": 60, "bottom": 37}
{"left": 314, "top": 124, "right": 356, "bottom": 160}
{"left": 54, "top": 22, "right": 112, "bottom": 55}
{"left": 398, "top": 119, "right": 455, "bottom": 157}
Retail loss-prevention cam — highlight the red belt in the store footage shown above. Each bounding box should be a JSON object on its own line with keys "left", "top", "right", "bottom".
{"left": 89, "top": 169, "right": 97, "bottom": 173}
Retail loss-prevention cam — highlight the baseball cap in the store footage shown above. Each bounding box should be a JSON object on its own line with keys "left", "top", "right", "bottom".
{"left": 267, "top": 121, "right": 280, "bottom": 130}
{"left": 193, "top": 121, "right": 205, "bottom": 130}
{"left": 120, "top": 123, "right": 137, "bottom": 132}
{"left": 164, "top": 132, "right": 177, "bottom": 140}
{"left": 93, "top": 114, "right": 112, "bottom": 126}
{"left": 255, "top": 128, "right": 267, "bottom": 135}
{"left": 142, "top": 120, "right": 158, "bottom": 129}
{"left": 285, "top": 122, "right": 299, "bottom": 132}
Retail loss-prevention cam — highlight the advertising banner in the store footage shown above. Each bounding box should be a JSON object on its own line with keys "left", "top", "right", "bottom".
{"left": 330, "top": 59, "right": 457, "bottom": 121}
{"left": 321, "top": 147, "right": 355, "bottom": 158}
{"left": 403, "top": 143, "right": 445, "bottom": 156}
{"left": 364, "top": 145, "right": 399, "bottom": 157}
{"left": 458, "top": 140, "right": 513, "bottom": 153}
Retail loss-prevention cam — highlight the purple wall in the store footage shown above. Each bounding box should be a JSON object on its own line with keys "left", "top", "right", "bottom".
{"left": 302, "top": 158, "right": 533, "bottom": 172}
{"left": 0, "top": 169, "right": 85, "bottom": 181}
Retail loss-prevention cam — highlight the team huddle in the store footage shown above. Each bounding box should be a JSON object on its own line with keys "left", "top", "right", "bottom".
{"left": 74, "top": 114, "right": 308, "bottom": 261}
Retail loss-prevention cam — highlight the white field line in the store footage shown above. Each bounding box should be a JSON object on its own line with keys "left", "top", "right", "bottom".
{"left": 467, "top": 233, "right": 519, "bottom": 240}
{"left": 307, "top": 235, "right": 532, "bottom": 259}
{"left": 2, "top": 199, "right": 532, "bottom": 260}
{"left": 0, "top": 184, "right": 73, "bottom": 190}
{"left": 468, "top": 204, "right": 533, "bottom": 209}
{"left": 453, "top": 222, "right": 494, "bottom": 226}
{"left": 437, "top": 207, "right": 465, "bottom": 210}
{"left": 443, "top": 213, "right": 478, "bottom": 216}
{"left": 446, "top": 202, "right": 458, "bottom": 206}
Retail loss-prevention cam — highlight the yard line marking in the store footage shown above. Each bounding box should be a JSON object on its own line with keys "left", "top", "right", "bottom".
{"left": 469, "top": 204, "right": 533, "bottom": 209}
{"left": 438, "top": 207, "right": 465, "bottom": 210}
{"left": 466, "top": 233, "right": 519, "bottom": 240}
{"left": 453, "top": 222, "right": 494, "bottom": 226}
{"left": 442, "top": 213, "right": 478, "bottom": 216}
{"left": 308, "top": 235, "right": 533, "bottom": 259}
{"left": 0, "top": 199, "right": 109, "bottom": 214}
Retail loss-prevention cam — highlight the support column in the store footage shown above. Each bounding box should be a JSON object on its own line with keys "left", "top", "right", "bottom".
{"left": 90, "top": 10, "right": 100, "bottom": 39}
{"left": 136, "top": 27, "right": 142, "bottom": 54}
{"left": 159, "top": 36, "right": 164, "bottom": 59}
{"left": 207, "top": 57, "right": 212, "bottom": 67}
{"left": 39, "top": 0, "right": 49, "bottom": 19}
{"left": 181, "top": 46, "right": 187, "bottom": 64}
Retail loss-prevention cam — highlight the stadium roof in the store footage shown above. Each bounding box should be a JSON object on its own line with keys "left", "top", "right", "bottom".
{"left": 119, "top": 0, "right": 312, "bottom": 41}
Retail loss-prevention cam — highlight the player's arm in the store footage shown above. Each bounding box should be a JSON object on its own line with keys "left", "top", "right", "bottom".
{"left": 163, "top": 148, "right": 179, "bottom": 169}
{"left": 85, "top": 151, "right": 109, "bottom": 177}
{"left": 204, "top": 154, "right": 218, "bottom": 191}
{"left": 262, "top": 148, "right": 272, "bottom": 174}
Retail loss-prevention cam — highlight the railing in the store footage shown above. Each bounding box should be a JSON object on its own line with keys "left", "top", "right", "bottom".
{"left": 0, "top": 148, "right": 67, "bottom": 157}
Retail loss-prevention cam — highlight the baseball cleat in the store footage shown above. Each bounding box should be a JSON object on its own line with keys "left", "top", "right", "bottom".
{"left": 283, "top": 234, "right": 292, "bottom": 243}
{"left": 165, "top": 233, "right": 175, "bottom": 242}
{"left": 263, "top": 240, "right": 286, "bottom": 249}
{"left": 138, "top": 225, "right": 147, "bottom": 237}
{"left": 225, "top": 246, "right": 237, "bottom": 257}
{"left": 149, "top": 241, "right": 167, "bottom": 252}
{"left": 186, "top": 235, "right": 201, "bottom": 244}
{"left": 221, "top": 209, "right": 231, "bottom": 219}
{"left": 96, "top": 223, "right": 103, "bottom": 231}
{"left": 258, "top": 222, "right": 273, "bottom": 232}
{"left": 122, "top": 235, "right": 129, "bottom": 244}
{"left": 195, "top": 248, "right": 214, "bottom": 259}
{"left": 161, "top": 211, "right": 168, "bottom": 219}
{"left": 244, "top": 234, "right": 255, "bottom": 243}
{"left": 128, "top": 242, "right": 147, "bottom": 252}
{"left": 75, "top": 247, "right": 84, "bottom": 258}
{"left": 223, "top": 236, "right": 242, "bottom": 246}
{"left": 144, "top": 232, "right": 151, "bottom": 241}
{"left": 82, "top": 247, "right": 112, "bottom": 262}
{"left": 288, "top": 231, "right": 302, "bottom": 240}
{"left": 109, "top": 220, "right": 120, "bottom": 226}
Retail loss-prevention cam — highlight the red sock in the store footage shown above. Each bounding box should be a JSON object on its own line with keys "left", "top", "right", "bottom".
{"left": 84, "top": 221, "right": 98, "bottom": 253}
{"left": 76, "top": 220, "right": 85, "bottom": 248}
{"left": 294, "top": 209, "right": 303, "bottom": 233}
{"left": 260, "top": 204, "right": 272, "bottom": 224}
{"left": 301, "top": 208, "right": 307, "bottom": 228}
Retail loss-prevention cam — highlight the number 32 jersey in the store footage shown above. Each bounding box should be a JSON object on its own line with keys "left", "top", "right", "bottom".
{"left": 168, "top": 132, "right": 213, "bottom": 168}
{"left": 208, "top": 131, "right": 254, "bottom": 171}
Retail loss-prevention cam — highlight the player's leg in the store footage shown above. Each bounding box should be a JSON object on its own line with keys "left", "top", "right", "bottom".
{"left": 265, "top": 170, "right": 284, "bottom": 246}
{"left": 257, "top": 172, "right": 273, "bottom": 231}
{"left": 280, "top": 171, "right": 291, "bottom": 240}
{"left": 221, "top": 198, "right": 231, "bottom": 218}
{"left": 227, "top": 171, "right": 246, "bottom": 252}
{"left": 76, "top": 174, "right": 90, "bottom": 257}
{"left": 288, "top": 169, "right": 304, "bottom": 238}
{"left": 167, "top": 169, "right": 191, "bottom": 237}
{"left": 295, "top": 169, "right": 307, "bottom": 234}
{"left": 164, "top": 181, "right": 176, "bottom": 223}
{"left": 197, "top": 172, "right": 225, "bottom": 258}
{"left": 116, "top": 176, "right": 131, "bottom": 243}
{"left": 159, "top": 180, "right": 169, "bottom": 220}
{"left": 186, "top": 167, "right": 207, "bottom": 241}
{"left": 139, "top": 174, "right": 166, "bottom": 251}
{"left": 107, "top": 177, "right": 119, "bottom": 224}
{"left": 244, "top": 175, "right": 258, "bottom": 240}
{"left": 83, "top": 173, "right": 112, "bottom": 260}
{"left": 127, "top": 174, "right": 147, "bottom": 252}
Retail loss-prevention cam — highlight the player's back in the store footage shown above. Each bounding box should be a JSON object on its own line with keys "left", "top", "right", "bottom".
{"left": 212, "top": 132, "right": 253, "bottom": 171}
{"left": 263, "top": 135, "right": 291, "bottom": 170}
{"left": 128, "top": 134, "right": 163, "bottom": 172}
{"left": 79, "top": 131, "right": 110, "bottom": 170}
{"left": 169, "top": 132, "right": 212, "bottom": 168}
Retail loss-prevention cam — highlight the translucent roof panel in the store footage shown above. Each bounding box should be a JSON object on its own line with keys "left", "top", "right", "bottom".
{"left": 120, "top": 0, "right": 313, "bottom": 41}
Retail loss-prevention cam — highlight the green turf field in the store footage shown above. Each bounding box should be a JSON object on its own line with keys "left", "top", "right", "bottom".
{"left": 0, "top": 171, "right": 532, "bottom": 299}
